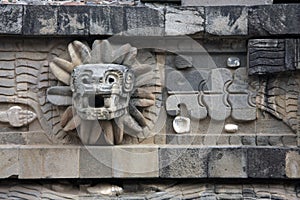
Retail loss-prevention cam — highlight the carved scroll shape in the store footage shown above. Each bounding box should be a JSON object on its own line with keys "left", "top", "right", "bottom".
{"left": 201, "top": 68, "right": 232, "bottom": 121}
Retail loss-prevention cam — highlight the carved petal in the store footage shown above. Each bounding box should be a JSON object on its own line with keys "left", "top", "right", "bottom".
{"left": 132, "top": 88, "right": 155, "bottom": 100}
{"left": 131, "top": 64, "right": 152, "bottom": 76}
{"left": 129, "top": 103, "right": 147, "bottom": 127}
{"left": 91, "top": 40, "right": 113, "bottom": 64}
{"left": 99, "top": 121, "right": 114, "bottom": 145}
{"left": 61, "top": 106, "right": 73, "bottom": 128}
{"left": 68, "top": 42, "right": 82, "bottom": 66}
{"left": 123, "top": 115, "right": 143, "bottom": 137}
{"left": 123, "top": 47, "right": 137, "bottom": 66}
{"left": 63, "top": 115, "right": 81, "bottom": 132}
{"left": 112, "top": 117, "right": 124, "bottom": 145}
{"left": 130, "top": 98, "right": 155, "bottom": 107}
{"left": 47, "top": 86, "right": 72, "bottom": 106}
{"left": 112, "top": 44, "right": 132, "bottom": 64}
{"left": 52, "top": 57, "right": 74, "bottom": 73}
{"left": 73, "top": 40, "right": 91, "bottom": 64}
{"left": 80, "top": 120, "right": 102, "bottom": 145}
{"left": 49, "top": 62, "right": 71, "bottom": 85}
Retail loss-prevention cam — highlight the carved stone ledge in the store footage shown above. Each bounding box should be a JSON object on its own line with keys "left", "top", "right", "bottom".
{"left": 1, "top": 145, "right": 299, "bottom": 179}
{"left": 1, "top": 4, "right": 300, "bottom": 37}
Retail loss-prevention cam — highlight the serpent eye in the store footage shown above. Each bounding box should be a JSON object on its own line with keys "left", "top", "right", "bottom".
{"left": 106, "top": 74, "right": 118, "bottom": 84}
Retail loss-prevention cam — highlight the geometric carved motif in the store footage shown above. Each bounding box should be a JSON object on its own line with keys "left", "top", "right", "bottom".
{"left": 166, "top": 67, "right": 256, "bottom": 123}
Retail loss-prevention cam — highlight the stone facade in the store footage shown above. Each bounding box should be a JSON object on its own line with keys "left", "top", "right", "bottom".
{"left": 0, "top": 2, "right": 299, "bottom": 199}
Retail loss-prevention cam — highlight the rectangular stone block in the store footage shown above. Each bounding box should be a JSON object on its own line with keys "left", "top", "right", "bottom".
{"left": 19, "top": 146, "right": 79, "bottom": 179}
{"left": 0, "top": 146, "right": 18, "bottom": 178}
{"left": 23, "top": 5, "right": 58, "bottom": 35}
{"left": 182, "top": 0, "right": 272, "bottom": 6}
{"left": 79, "top": 146, "right": 112, "bottom": 178}
{"left": 159, "top": 147, "right": 208, "bottom": 178}
{"left": 58, "top": 6, "right": 90, "bottom": 35}
{"left": 247, "top": 148, "right": 286, "bottom": 178}
{"left": 113, "top": 146, "right": 158, "bottom": 178}
{"left": 90, "top": 6, "right": 164, "bottom": 36}
{"left": 249, "top": 4, "right": 300, "bottom": 36}
{"left": 206, "top": 6, "right": 248, "bottom": 36}
{"left": 165, "top": 6, "right": 204, "bottom": 36}
{"left": 0, "top": 5, "right": 23, "bottom": 34}
{"left": 248, "top": 39, "right": 299, "bottom": 75}
{"left": 208, "top": 148, "right": 247, "bottom": 178}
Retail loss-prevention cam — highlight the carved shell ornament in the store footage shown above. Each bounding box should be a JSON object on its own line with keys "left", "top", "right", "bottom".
{"left": 47, "top": 40, "right": 162, "bottom": 145}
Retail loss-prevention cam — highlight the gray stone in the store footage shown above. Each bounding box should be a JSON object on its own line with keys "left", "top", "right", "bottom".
{"left": 166, "top": 134, "right": 203, "bottom": 145}
{"left": 90, "top": 6, "right": 164, "bottom": 36}
{"left": 208, "top": 148, "right": 247, "bottom": 178}
{"left": 206, "top": 6, "right": 248, "bottom": 36}
{"left": 202, "top": 68, "right": 232, "bottom": 121}
{"left": 58, "top": 6, "right": 90, "bottom": 35}
{"left": 0, "top": 5, "right": 23, "bottom": 34}
{"left": 113, "top": 146, "right": 158, "bottom": 178}
{"left": 282, "top": 136, "right": 297, "bottom": 147}
{"left": 248, "top": 39, "right": 299, "bottom": 75}
{"left": 174, "top": 55, "right": 193, "bottom": 69}
{"left": 160, "top": 147, "right": 208, "bottom": 178}
{"left": 249, "top": 4, "right": 300, "bottom": 36}
{"left": 166, "top": 94, "right": 207, "bottom": 120}
{"left": 242, "top": 136, "right": 256, "bottom": 146}
{"left": 247, "top": 148, "right": 286, "bottom": 178}
{"left": 165, "top": 6, "right": 204, "bottom": 36}
{"left": 19, "top": 146, "right": 79, "bottom": 178}
{"left": 166, "top": 68, "right": 208, "bottom": 92}
{"left": 0, "top": 147, "right": 18, "bottom": 178}
{"left": 80, "top": 147, "right": 113, "bottom": 178}
{"left": 286, "top": 151, "right": 300, "bottom": 178}
{"left": 256, "top": 136, "right": 269, "bottom": 146}
{"left": 268, "top": 136, "right": 283, "bottom": 147}
{"left": 23, "top": 5, "right": 58, "bottom": 35}
{"left": 182, "top": 0, "right": 272, "bottom": 6}
{"left": 229, "top": 136, "right": 242, "bottom": 145}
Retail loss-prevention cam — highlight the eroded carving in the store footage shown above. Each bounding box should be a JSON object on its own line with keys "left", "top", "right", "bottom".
{"left": 0, "top": 106, "right": 36, "bottom": 127}
{"left": 47, "top": 40, "right": 162, "bottom": 145}
{"left": 166, "top": 67, "right": 257, "bottom": 132}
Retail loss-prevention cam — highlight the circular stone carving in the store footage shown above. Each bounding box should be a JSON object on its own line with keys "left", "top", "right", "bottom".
{"left": 46, "top": 40, "right": 163, "bottom": 145}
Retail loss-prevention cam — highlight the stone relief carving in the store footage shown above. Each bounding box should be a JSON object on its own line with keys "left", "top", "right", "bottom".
{"left": 249, "top": 39, "right": 300, "bottom": 134}
{"left": 47, "top": 40, "right": 163, "bottom": 145}
{"left": 166, "top": 66, "right": 256, "bottom": 133}
{"left": 0, "top": 106, "right": 36, "bottom": 127}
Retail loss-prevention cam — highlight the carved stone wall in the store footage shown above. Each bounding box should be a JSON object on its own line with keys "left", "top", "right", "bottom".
{"left": 0, "top": 2, "right": 300, "bottom": 200}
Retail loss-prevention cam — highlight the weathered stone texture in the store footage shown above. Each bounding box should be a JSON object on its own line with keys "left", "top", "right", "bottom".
{"left": 285, "top": 151, "right": 300, "bottom": 178}
{"left": 183, "top": 0, "right": 273, "bottom": 6}
{"left": 23, "top": 5, "right": 57, "bottom": 35}
{"left": 206, "top": 6, "right": 248, "bottom": 36}
{"left": 208, "top": 148, "right": 247, "bottom": 178}
{"left": 249, "top": 4, "right": 300, "bottom": 36}
{"left": 58, "top": 6, "right": 90, "bottom": 35}
{"left": 0, "top": 147, "right": 18, "bottom": 178}
{"left": 19, "top": 146, "right": 79, "bottom": 179}
{"left": 248, "top": 148, "right": 286, "bottom": 178}
{"left": 80, "top": 147, "right": 113, "bottom": 178}
{"left": 160, "top": 147, "right": 208, "bottom": 178}
{"left": 90, "top": 6, "right": 164, "bottom": 36}
{"left": 248, "top": 39, "right": 300, "bottom": 75}
{"left": 0, "top": 5, "right": 23, "bottom": 34}
{"left": 113, "top": 146, "right": 158, "bottom": 178}
{"left": 165, "top": 6, "right": 204, "bottom": 36}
